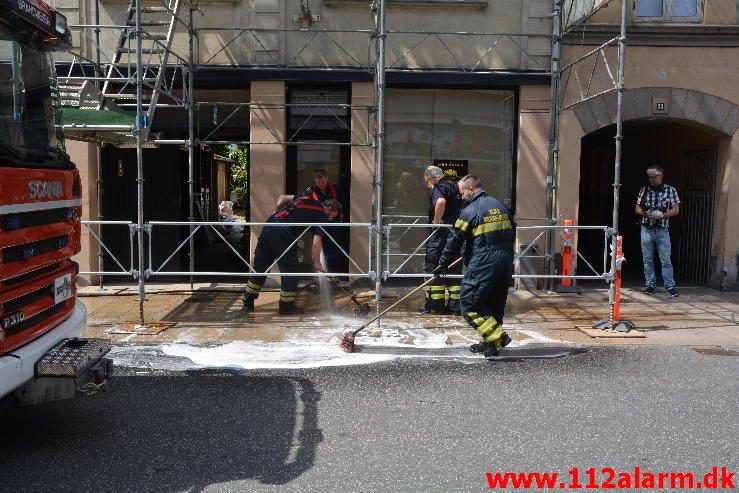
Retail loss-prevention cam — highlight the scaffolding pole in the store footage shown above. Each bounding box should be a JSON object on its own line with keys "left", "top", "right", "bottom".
{"left": 373, "top": 0, "right": 386, "bottom": 302}
{"left": 135, "top": 0, "right": 145, "bottom": 324}
{"left": 188, "top": 3, "right": 195, "bottom": 290}
{"left": 607, "top": 0, "right": 628, "bottom": 325}
{"left": 545, "top": 0, "right": 563, "bottom": 291}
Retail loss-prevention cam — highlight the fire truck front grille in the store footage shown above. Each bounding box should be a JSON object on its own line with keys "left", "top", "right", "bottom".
{"left": 2, "top": 235, "right": 68, "bottom": 263}
{"left": 1, "top": 208, "right": 74, "bottom": 231}
{"left": 2, "top": 263, "right": 61, "bottom": 287}
{"left": 2, "top": 302, "right": 65, "bottom": 337}
{"left": 3, "top": 284, "right": 54, "bottom": 313}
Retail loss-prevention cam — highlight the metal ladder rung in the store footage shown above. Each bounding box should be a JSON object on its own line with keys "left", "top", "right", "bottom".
{"left": 102, "top": 93, "right": 152, "bottom": 100}
{"left": 127, "top": 20, "right": 171, "bottom": 26}
{"left": 120, "top": 48, "right": 167, "bottom": 54}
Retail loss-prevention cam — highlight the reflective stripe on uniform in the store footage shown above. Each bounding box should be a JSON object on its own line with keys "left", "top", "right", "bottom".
{"left": 472, "top": 221, "right": 512, "bottom": 237}
{"left": 478, "top": 317, "right": 500, "bottom": 339}
{"left": 246, "top": 281, "right": 262, "bottom": 294}
{"left": 279, "top": 291, "right": 296, "bottom": 302}
{"left": 448, "top": 285, "right": 461, "bottom": 299}
{"left": 467, "top": 311, "right": 486, "bottom": 327}
{"left": 428, "top": 285, "right": 445, "bottom": 300}
{"left": 454, "top": 219, "right": 469, "bottom": 231}
{"left": 482, "top": 324, "right": 504, "bottom": 343}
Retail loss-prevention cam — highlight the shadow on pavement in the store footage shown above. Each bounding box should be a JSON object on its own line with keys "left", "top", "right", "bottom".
{"left": 0, "top": 375, "right": 322, "bottom": 492}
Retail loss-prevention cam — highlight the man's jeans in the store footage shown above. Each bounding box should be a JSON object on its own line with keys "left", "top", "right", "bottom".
{"left": 640, "top": 225, "right": 675, "bottom": 290}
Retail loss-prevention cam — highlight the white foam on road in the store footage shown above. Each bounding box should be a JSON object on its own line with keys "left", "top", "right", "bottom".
{"left": 110, "top": 341, "right": 397, "bottom": 371}
{"left": 108, "top": 317, "right": 566, "bottom": 370}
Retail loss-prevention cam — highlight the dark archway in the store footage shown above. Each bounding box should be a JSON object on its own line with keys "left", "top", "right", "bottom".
{"left": 578, "top": 118, "right": 721, "bottom": 286}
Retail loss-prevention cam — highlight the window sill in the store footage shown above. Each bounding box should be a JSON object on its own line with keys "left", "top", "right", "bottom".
{"left": 325, "top": 0, "right": 488, "bottom": 9}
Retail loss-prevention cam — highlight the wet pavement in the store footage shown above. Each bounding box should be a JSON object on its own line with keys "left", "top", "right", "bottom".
{"left": 79, "top": 283, "right": 739, "bottom": 355}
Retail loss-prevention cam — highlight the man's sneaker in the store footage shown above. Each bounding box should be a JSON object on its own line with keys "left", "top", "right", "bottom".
{"left": 644, "top": 286, "right": 656, "bottom": 295}
{"left": 667, "top": 288, "right": 679, "bottom": 298}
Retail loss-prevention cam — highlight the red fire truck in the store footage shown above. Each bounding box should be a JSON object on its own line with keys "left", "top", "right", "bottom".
{"left": 1, "top": 0, "right": 111, "bottom": 406}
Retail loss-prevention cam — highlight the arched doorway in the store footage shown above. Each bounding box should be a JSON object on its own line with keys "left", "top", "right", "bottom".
{"left": 578, "top": 119, "right": 721, "bottom": 286}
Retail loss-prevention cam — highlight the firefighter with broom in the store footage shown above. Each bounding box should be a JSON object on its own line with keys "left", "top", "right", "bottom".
{"left": 434, "top": 174, "right": 515, "bottom": 357}
{"left": 243, "top": 197, "right": 341, "bottom": 315}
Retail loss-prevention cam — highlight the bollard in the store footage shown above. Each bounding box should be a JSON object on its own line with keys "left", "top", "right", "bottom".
{"left": 612, "top": 235, "right": 624, "bottom": 322}
{"left": 592, "top": 234, "right": 635, "bottom": 332}
{"left": 555, "top": 220, "right": 580, "bottom": 293}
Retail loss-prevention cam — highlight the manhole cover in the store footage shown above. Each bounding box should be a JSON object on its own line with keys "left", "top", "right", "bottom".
{"left": 693, "top": 348, "right": 739, "bottom": 357}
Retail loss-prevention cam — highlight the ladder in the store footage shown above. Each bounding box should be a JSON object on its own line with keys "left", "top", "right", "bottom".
{"left": 99, "top": 0, "right": 183, "bottom": 138}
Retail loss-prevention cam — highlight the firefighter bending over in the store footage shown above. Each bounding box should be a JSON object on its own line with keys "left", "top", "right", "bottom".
{"left": 243, "top": 197, "right": 341, "bottom": 315}
{"left": 435, "top": 175, "right": 515, "bottom": 357}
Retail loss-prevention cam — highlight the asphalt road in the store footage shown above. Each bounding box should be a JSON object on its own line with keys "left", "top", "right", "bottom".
{"left": 1, "top": 346, "right": 737, "bottom": 493}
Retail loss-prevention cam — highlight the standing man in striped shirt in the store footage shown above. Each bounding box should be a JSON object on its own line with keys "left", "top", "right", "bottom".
{"left": 635, "top": 165, "right": 681, "bottom": 297}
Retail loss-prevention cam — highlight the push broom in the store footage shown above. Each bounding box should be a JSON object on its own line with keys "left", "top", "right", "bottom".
{"left": 340, "top": 257, "right": 462, "bottom": 352}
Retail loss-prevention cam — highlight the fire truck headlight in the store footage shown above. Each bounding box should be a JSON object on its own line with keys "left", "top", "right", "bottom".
{"left": 55, "top": 12, "right": 69, "bottom": 35}
{"left": 2, "top": 215, "right": 20, "bottom": 230}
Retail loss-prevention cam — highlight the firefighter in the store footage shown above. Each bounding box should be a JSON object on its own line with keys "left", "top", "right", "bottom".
{"left": 435, "top": 174, "right": 515, "bottom": 357}
{"left": 243, "top": 197, "right": 341, "bottom": 315}
{"left": 276, "top": 168, "right": 346, "bottom": 275}
{"left": 419, "top": 166, "right": 463, "bottom": 315}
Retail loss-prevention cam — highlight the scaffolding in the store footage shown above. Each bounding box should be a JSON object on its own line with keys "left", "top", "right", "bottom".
{"left": 59, "top": 0, "right": 629, "bottom": 329}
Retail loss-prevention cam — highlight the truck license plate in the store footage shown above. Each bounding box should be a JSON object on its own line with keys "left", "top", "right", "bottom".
{"left": 54, "top": 273, "right": 73, "bottom": 305}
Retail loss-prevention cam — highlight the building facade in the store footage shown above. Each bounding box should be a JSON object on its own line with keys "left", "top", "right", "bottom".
{"left": 558, "top": 0, "right": 739, "bottom": 289}
{"left": 58, "top": 0, "right": 739, "bottom": 290}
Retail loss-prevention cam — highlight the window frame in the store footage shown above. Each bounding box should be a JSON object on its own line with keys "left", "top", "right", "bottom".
{"left": 634, "top": 0, "right": 704, "bottom": 23}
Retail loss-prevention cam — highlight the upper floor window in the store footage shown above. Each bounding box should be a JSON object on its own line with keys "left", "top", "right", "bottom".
{"left": 636, "top": 0, "right": 703, "bottom": 22}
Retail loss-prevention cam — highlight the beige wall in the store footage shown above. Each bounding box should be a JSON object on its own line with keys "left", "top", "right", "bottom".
{"left": 82, "top": 0, "right": 552, "bottom": 71}
{"left": 65, "top": 139, "right": 99, "bottom": 285}
{"left": 715, "top": 133, "right": 739, "bottom": 288}
{"left": 350, "top": 82, "right": 375, "bottom": 274}
{"left": 558, "top": 42, "right": 739, "bottom": 288}
{"left": 249, "top": 81, "right": 286, "bottom": 256}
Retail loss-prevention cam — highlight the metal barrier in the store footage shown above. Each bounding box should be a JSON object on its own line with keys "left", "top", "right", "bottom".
{"left": 382, "top": 222, "right": 612, "bottom": 281}
{"left": 80, "top": 221, "right": 136, "bottom": 278}
{"left": 79, "top": 218, "right": 619, "bottom": 327}
{"left": 145, "top": 221, "right": 374, "bottom": 279}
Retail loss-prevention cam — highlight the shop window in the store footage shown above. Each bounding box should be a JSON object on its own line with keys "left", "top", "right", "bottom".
{"left": 384, "top": 88, "right": 515, "bottom": 218}
{"left": 635, "top": 0, "right": 702, "bottom": 22}
{"left": 383, "top": 88, "right": 515, "bottom": 272}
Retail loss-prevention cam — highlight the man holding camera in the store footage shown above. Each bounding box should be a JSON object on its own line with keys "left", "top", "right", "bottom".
{"left": 635, "top": 165, "right": 680, "bottom": 297}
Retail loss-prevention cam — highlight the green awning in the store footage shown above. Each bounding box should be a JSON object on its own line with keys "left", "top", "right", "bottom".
{"left": 61, "top": 108, "right": 136, "bottom": 126}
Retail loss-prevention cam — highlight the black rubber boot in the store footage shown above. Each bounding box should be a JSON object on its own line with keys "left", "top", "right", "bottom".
{"left": 470, "top": 342, "right": 492, "bottom": 354}
{"left": 496, "top": 332, "right": 512, "bottom": 349}
{"left": 242, "top": 293, "right": 256, "bottom": 311}
{"left": 278, "top": 302, "right": 305, "bottom": 315}
{"left": 484, "top": 332, "right": 513, "bottom": 358}
{"left": 418, "top": 303, "right": 432, "bottom": 314}
{"left": 447, "top": 303, "right": 461, "bottom": 316}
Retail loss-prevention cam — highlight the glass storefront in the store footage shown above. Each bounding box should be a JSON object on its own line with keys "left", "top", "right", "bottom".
{"left": 383, "top": 88, "right": 516, "bottom": 273}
